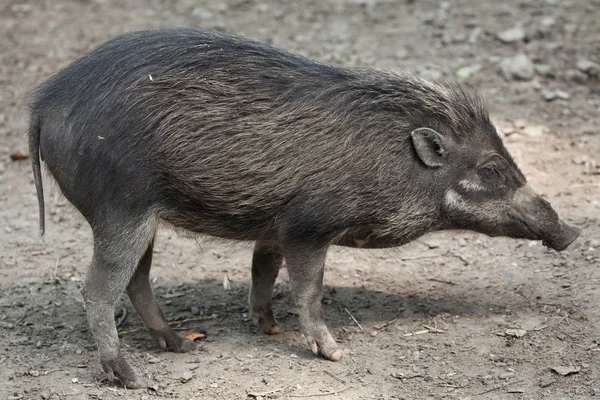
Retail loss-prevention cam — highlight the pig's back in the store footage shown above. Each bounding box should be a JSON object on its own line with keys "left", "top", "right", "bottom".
{"left": 32, "top": 28, "right": 396, "bottom": 240}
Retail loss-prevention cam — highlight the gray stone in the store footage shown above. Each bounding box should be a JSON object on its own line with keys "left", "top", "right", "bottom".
{"left": 500, "top": 53, "right": 535, "bottom": 81}
{"left": 565, "top": 69, "right": 588, "bottom": 84}
{"left": 497, "top": 27, "right": 525, "bottom": 43}
{"left": 577, "top": 59, "right": 600, "bottom": 78}
{"left": 544, "top": 90, "right": 570, "bottom": 101}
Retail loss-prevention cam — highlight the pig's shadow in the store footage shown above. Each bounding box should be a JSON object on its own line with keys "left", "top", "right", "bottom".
{"left": 3, "top": 278, "right": 508, "bottom": 362}
{"left": 112, "top": 278, "right": 508, "bottom": 357}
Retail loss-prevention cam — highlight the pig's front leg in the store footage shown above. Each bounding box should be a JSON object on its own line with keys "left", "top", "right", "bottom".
{"left": 283, "top": 242, "right": 344, "bottom": 361}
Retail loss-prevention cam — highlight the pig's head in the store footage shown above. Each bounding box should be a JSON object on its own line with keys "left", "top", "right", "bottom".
{"left": 409, "top": 94, "right": 579, "bottom": 251}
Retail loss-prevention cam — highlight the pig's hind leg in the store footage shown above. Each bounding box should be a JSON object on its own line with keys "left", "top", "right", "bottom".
{"left": 250, "top": 241, "right": 284, "bottom": 334}
{"left": 81, "top": 215, "right": 156, "bottom": 389}
{"left": 126, "top": 238, "right": 197, "bottom": 352}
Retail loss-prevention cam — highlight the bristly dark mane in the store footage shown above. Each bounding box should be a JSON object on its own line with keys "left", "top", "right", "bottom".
{"left": 327, "top": 68, "right": 493, "bottom": 136}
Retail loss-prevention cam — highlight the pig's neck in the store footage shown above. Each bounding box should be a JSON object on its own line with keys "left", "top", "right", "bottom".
{"left": 334, "top": 199, "right": 442, "bottom": 249}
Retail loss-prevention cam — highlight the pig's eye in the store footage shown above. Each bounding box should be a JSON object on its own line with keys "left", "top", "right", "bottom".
{"left": 479, "top": 165, "right": 502, "bottom": 181}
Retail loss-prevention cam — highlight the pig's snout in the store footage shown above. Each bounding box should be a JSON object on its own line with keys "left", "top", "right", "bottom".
{"left": 511, "top": 185, "right": 580, "bottom": 251}
{"left": 542, "top": 220, "right": 580, "bottom": 252}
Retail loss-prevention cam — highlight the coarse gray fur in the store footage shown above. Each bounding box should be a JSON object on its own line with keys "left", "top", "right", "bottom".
{"left": 28, "top": 28, "right": 579, "bottom": 388}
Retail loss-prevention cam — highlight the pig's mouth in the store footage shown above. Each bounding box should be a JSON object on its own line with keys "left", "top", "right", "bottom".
{"left": 540, "top": 220, "right": 580, "bottom": 252}
{"left": 507, "top": 211, "right": 580, "bottom": 252}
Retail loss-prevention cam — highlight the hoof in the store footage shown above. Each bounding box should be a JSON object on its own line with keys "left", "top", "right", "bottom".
{"left": 151, "top": 329, "right": 198, "bottom": 353}
{"left": 307, "top": 337, "right": 345, "bottom": 361}
{"left": 179, "top": 338, "right": 198, "bottom": 353}
{"left": 124, "top": 375, "right": 150, "bottom": 389}
{"left": 102, "top": 356, "right": 149, "bottom": 389}
{"left": 252, "top": 310, "right": 284, "bottom": 335}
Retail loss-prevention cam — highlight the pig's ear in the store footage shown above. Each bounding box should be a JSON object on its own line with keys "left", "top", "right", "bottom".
{"left": 410, "top": 127, "right": 447, "bottom": 168}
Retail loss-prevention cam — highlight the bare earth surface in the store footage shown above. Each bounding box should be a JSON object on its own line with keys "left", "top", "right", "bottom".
{"left": 1, "top": 0, "right": 599, "bottom": 399}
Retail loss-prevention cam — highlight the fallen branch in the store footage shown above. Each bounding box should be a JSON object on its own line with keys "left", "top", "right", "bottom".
{"left": 427, "top": 278, "right": 457, "bottom": 286}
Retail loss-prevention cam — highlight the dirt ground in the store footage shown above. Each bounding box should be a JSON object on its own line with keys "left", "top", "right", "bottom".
{"left": 0, "top": 0, "right": 599, "bottom": 399}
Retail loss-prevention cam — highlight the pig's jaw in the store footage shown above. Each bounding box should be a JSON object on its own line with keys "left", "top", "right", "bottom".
{"left": 441, "top": 185, "right": 580, "bottom": 252}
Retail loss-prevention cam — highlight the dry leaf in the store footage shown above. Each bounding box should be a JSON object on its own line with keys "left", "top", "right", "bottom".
{"left": 10, "top": 151, "right": 29, "bottom": 161}
{"left": 184, "top": 331, "right": 206, "bottom": 341}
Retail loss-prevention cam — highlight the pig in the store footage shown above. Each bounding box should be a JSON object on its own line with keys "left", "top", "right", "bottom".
{"left": 28, "top": 28, "right": 580, "bottom": 388}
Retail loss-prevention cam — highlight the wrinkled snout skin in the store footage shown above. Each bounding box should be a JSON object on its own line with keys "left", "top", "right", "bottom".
{"left": 508, "top": 186, "right": 580, "bottom": 251}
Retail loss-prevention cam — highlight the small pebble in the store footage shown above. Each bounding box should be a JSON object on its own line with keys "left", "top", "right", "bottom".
{"left": 577, "top": 59, "right": 600, "bottom": 77}
{"left": 500, "top": 53, "right": 534, "bottom": 81}
{"left": 539, "top": 377, "right": 557, "bottom": 388}
{"left": 497, "top": 26, "right": 525, "bottom": 43}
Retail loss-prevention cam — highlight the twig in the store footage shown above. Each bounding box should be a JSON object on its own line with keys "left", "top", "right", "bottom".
{"left": 456, "top": 254, "right": 470, "bottom": 265}
{"left": 291, "top": 387, "right": 350, "bottom": 397}
{"left": 324, "top": 370, "right": 347, "bottom": 384}
{"left": 171, "top": 315, "right": 218, "bottom": 326}
{"left": 45, "top": 369, "right": 63, "bottom": 375}
{"left": 474, "top": 379, "right": 524, "bottom": 396}
{"left": 374, "top": 318, "right": 398, "bottom": 330}
{"left": 427, "top": 278, "right": 457, "bottom": 286}
{"left": 52, "top": 257, "right": 60, "bottom": 280}
{"left": 31, "top": 250, "right": 52, "bottom": 256}
{"left": 247, "top": 388, "right": 284, "bottom": 398}
{"left": 403, "top": 329, "right": 429, "bottom": 337}
{"left": 422, "top": 325, "right": 444, "bottom": 333}
{"left": 401, "top": 254, "right": 439, "bottom": 261}
{"left": 344, "top": 309, "right": 363, "bottom": 332}
{"left": 437, "top": 383, "right": 462, "bottom": 388}
{"left": 555, "top": 314, "right": 569, "bottom": 327}
{"left": 323, "top": 296, "right": 349, "bottom": 314}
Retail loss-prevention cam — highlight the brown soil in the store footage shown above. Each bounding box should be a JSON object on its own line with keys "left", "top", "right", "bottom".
{"left": 1, "top": 1, "right": 599, "bottom": 399}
